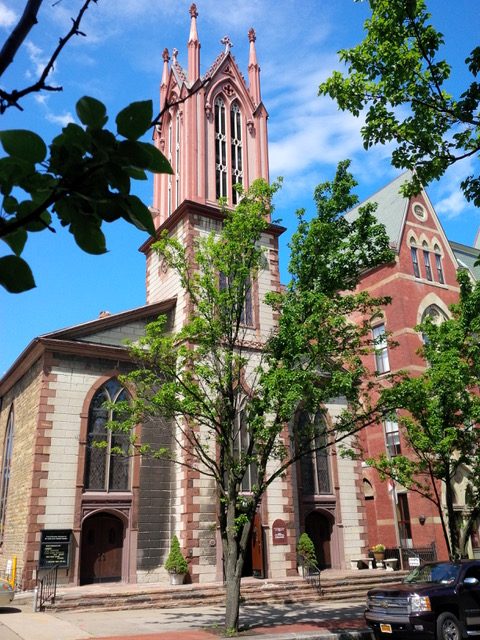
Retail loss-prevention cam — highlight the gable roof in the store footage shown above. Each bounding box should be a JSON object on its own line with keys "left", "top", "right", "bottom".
{"left": 449, "top": 241, "right": 480, "bottom": 281}
{"left": 344, "top": 171, "right": 412, "bottom": 249}
{"left": 0, "top": 299, "right": 176, "bottom": 397}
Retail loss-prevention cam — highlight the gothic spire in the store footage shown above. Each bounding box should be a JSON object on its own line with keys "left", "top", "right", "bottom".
{"left": 188, "top": 3, "right": 200, "bottom": 83}
{"left": 248, "top": 28, "right": 261, "bottom": 106}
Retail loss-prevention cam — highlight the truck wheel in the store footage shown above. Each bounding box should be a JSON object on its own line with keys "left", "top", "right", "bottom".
{"left": 436, "top": 612, "right": 461, "bottom": 640}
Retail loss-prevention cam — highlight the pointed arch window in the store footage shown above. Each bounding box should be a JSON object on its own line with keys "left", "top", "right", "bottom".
{"left": 215, "top": 97, "right": 227, "bottom": 199}
{"left": 410, "top": 238, "right": 420, "bottom": 278}
{"left": 168, "top": 119, "right": 173, "bottom": 216}
{"left": 233, "top": 393, "right": 258, "bottom": 492}
{"left": 84, "top": 379, "right": 131, "bottom": 492}
{"left": 434, "top": 244, "right": 444, "bottom": 284}
{"left": 175, "top": 111, "right": 181, "bottom": 209}
{"left": 372, "top": 323, "right": 390, "bottom": 374}
{"left": 422, "top": 242, "right": 432, "bottom": 281}
{"left": 230, "top": 101, "right": 243, "bottom": 204}
{"left": 299, "top": 410, "right": 331, "bottom": 495}
{"left": 0, "top": 408, "right": 14, "bottom": 545}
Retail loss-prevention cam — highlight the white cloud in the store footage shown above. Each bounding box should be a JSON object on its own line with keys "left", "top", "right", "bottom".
{"left": 0, "top": 1, "right": 17, "bottom": 28}
{"left": 46, "top": 111, "right": 75, "bottom": 127}
{"left": 24, "top": 40, "right": 50, "bottom": 80}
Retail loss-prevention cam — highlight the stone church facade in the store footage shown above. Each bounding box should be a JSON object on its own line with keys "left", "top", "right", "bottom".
{"left": 0, "top": 6, "right": 367, "bottom": 591}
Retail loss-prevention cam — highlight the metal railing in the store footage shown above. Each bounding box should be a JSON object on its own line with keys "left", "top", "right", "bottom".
{"left": 298, "top": 557, "right": 322, "bottom": 594}
{"left": 367, "top": 542, "right": 437, "bottom": 570}
{"left": 36, "top": 565, "right": 59, "bottom": 611}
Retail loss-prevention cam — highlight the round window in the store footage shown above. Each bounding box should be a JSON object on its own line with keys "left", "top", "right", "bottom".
{"left": 412, "top": 203, "right": 427, "bottom": 221}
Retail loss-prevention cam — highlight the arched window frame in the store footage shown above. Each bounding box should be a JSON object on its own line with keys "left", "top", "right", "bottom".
{"left": 422, "top": 241, "right": 433, "bottom": 281}
{"left": 409, "top": 237, "right": 420, "bottom": 278}
{"left": 230, "top": 100, "right": 243, "bottom": 204}
{"left": 0, "top": 408, "right": 14, "bottom": 545}
{"left": 214, "top": 96, "right": 228, "bottom": 200}
{"left": 175, "top": 109, "right": 181, "bottom": 209}
{"left": 433, "top": 243, "right": 445, "bottom": 284}
{"left": 299, "top": 410, "right": 332, "bottom": 496}
{"left": 372, "top": 322, "right": 390, "bottom": 374}
{"left": 84, "top": 379, "right": 132, "bottom": 493}
{"left": 232, "top": 392, "right": 257, "bottom": 493}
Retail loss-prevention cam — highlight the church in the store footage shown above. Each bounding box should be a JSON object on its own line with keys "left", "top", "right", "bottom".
{"left": 0, "top": 6, "right": 368, "bottom": 590}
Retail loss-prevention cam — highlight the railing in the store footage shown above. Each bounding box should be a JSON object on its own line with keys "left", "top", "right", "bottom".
{"left": 298, "top": 557, "right": 322, "bottom": 594}
{"left": 367, "top": 542, "right": 437, "bottom": 570}
{"left": 36, "top": 565, "right": 59, "bottom": 611}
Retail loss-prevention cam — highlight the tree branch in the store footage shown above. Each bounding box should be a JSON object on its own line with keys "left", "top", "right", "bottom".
{"left": 0, "top": 0, "right": 43, "bottom": 77}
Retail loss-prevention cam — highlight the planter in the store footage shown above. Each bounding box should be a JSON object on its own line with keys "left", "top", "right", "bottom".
{"left": 169, "top": 572, "right": 186, "bottom": 585}
{"left": 374, "top": 552, "right": 385, "bottom": 563}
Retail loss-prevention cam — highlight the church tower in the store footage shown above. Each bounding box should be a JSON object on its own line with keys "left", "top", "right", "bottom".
{"left": 142, "top": 5, "right": 276, "bottom": 313}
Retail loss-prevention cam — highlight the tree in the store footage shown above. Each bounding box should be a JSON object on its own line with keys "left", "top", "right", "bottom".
{"left": 319, "top": 0, "right": 480, "bottom": 206}
{"left": 358, "top": 269, "right": 480, "bottom": 559}
{"left": 0, "top": 0, "right": 172, "bottom": 293}
{"left": 111, "top": 163, "right": 394, "bottom": 632}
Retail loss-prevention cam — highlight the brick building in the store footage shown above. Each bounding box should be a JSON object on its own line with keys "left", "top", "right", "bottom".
{"left": 0, "top": 6, "right": 367, "bottom": 590}
{"left": 347, "top": 173, "right": 480, "bottom": 562}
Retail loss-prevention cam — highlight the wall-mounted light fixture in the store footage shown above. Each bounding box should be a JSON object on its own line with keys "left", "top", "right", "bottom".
{"left": 419, "top": 515, "right": 426, "bottom": 526}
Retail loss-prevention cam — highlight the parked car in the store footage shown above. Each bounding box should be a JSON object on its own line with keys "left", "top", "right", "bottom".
{"left": 0, "top": 577, "right": 14, "bottom": 607}
{"left": 365, "top": 560, "right": 480, "bottom": 639}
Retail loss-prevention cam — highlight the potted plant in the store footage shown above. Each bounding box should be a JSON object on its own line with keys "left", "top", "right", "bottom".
{"left": 297, "top": 532, "right": 317, "bottom": 576}
{"left": 164, "top": 535, "right": 188, "bottom": 585}
{"left": 371, "top": 543, "right": 386, "bottom": 562}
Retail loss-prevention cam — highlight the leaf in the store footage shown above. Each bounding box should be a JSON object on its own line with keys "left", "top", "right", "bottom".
{"left": 76, "top": 96, "right": 108, "bottom": 129}
{"left": 0, "top": 130, "right": 46, "bottom": 164}
{"left": 0, "top": 255, "right": 35, "bottom": 293}
{"left": 70, "top": 220, "right": 107, "bottom": 254}
{"left": 123, "top": 195, "right": 155, "bottom": 235}
{"left": 2, "top": 228, "right": 27, "bottom": 256}
{"left": 116, "top": 100, "right": 153, "bottom": 140}
{"left": 138, "top": 142, "right": 173, "bottom": 174}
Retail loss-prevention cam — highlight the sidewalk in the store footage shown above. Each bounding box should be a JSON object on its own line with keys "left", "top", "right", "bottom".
{"left": 0, "top": 598, "right": 372, "bottom": 640}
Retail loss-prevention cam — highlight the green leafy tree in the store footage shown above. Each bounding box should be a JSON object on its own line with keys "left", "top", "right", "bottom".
{"left": 297, "top": 533, "right": 317, "bottom": 572}
{"left": 164, "top": 535, "right": 189, "bottom": 575}
{"left": 319, "top": 0, "right": 480, "bottom": 206}
{"left": 111, "top": 164, "right": 394, "bottom": 632}
{"left": 359, "top": 270, "right": 480, "bottom": 559}
{"left": 0, "top": 1, "right": 172, "bottom": 293}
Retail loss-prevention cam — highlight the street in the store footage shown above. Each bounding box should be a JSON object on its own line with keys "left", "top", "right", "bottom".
{"left": 0, "top": 599, "right": 370, "bottom": 640}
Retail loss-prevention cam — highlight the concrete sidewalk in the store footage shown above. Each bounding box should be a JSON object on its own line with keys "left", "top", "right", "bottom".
{"left": 0, "top": 599, "right": 372, "bottom": 640}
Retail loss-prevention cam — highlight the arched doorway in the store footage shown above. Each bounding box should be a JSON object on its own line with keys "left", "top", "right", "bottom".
{"left": 305, "top": 511, "right": 333, "bottom": 569}
{"left": 80, "top": 512, "right": 124, "bottom": 585}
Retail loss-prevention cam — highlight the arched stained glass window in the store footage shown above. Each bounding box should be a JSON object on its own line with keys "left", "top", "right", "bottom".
{"left": 84, "top": 379, "right": 131, "bottom": 492}
{"left": 0, "top": 408, "right": 14, "bottom": 545}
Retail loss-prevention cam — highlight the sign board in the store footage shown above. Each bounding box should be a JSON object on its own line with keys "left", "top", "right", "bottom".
{"left": 39, "top": 529, "right": 72, "bottom": 569}
{"left": 408, "top": 556, "right": 421, "bottom": 567}
{"left": 272, "top": 519, "right": 288, "bottom": 545}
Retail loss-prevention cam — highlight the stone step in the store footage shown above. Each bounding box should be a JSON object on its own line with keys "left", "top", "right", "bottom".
{"left": 50, "top": 571, "right": 408, "bottom": 613}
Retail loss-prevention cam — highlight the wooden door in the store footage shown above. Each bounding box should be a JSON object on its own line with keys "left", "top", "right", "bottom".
{"left": 80, "top": 513, "right": 123, "bottom": 584}
{"left": 305, "top": 511, "right": 332, "bottom": 569}
{"left": 251, "top": 511, "right": 264, "bottom": 578}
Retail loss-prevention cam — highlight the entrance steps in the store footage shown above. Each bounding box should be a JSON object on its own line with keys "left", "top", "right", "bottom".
{"left": 49, "top": 569, "right": 408, "bottom": 612}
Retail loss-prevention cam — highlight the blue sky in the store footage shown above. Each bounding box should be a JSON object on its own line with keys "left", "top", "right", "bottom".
{"left": 0, "top": 0, "right": 478, "bottom": 375}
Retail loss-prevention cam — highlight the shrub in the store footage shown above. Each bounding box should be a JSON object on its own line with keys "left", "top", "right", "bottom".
{"left": 297, "top": 532, "right": 317, "bottom": 569}
{"left": 164, "top": 535, "right": 189, "bottom": 574}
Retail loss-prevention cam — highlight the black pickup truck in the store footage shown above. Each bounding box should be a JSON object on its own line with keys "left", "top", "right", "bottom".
{"left": 365, "top": 560, "right": 480, "bottom": 639}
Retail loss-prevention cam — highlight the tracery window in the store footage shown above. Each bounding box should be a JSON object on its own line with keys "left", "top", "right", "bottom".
{"left": 0, "top": 408, "right": 14, "bottom": 545}
{"left": 175, "top": 111, "right": 181, "bottom": 209}
{"left": 422, "top": 242, "right": 432, "bottom": 281}
{"left": 168, "top": 120, "right": 173, "bottom": 216}
{"left": 84, "top": 379, "right": 131, "bottom": 492}
{"left": 215, "top": 97, "right": 227, "bottom": 199}
{"left": 230, "top": 101, "right": 243, "bottom": 204}
{"left": 299, "top": 410, "right": 332, "bottom": 495}
{"left": 410, "top": 238, "right": 420, "bottom": 278}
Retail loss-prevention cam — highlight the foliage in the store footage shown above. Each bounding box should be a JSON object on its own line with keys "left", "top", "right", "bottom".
{"left": 297, "top": 533, "right": 317, "bottom": 569}
{"left": 319, "top": 0, "right": 480, "bottom": 206}
{"left": 114, "top": 165, "right": 394, "bottom": 631}
{"left": 371, "top": 543, "right": 385, "bottom": 553}
{"left": 362, "top": 270, "right": 480, "bottom": 558}
{"left": 0, "top": 1, "right": 172, "bottom": 292}
{"left": 164, "top": 535, "right": 188, "bottom": 574}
